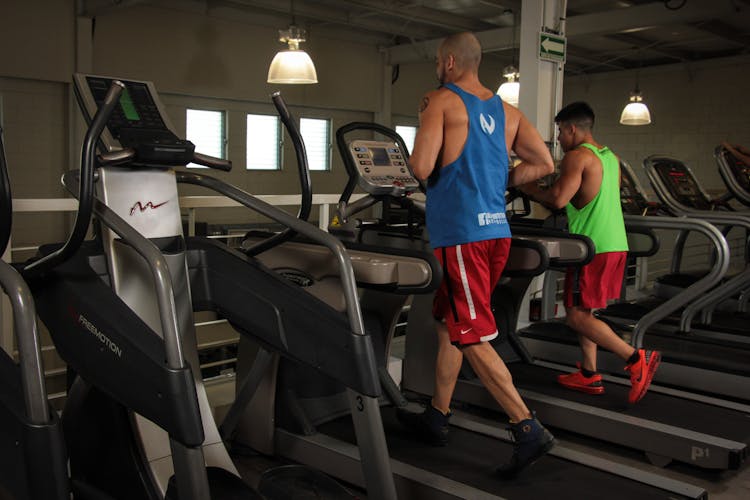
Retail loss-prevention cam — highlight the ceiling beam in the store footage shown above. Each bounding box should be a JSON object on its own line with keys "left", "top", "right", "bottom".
{"left": 331, "top": 0, "right": 495, "bottom": 32}
{"left": 386, "top": 0, "right": 740, "bottom": 64}
{"left": 605, "top": 32, "right": 692, "bottom": 64}
{"left": 215, "top": 0, "right": 440, "bottom": 40}
{"left": 79, "top": 0, "right": 152, "bottom": 17}
{"left": 690, "top": 19, "right": 750, "bottom": 49}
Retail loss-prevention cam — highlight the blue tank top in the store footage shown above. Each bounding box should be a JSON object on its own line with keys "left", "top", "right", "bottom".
{"left": 426, "top": 83, "right": 511, "bottom": 247}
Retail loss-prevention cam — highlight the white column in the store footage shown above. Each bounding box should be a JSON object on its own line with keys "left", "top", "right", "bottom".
{"left": 374, "top": 50, "right": 393, "bottom": 128}
{"left": 519, "top": 0, "right": 567, "bottom": 149}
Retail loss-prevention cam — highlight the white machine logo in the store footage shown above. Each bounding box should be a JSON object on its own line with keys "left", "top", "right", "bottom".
{"left": 479, "top": 113, "right": 495, "bottom": 135}
{"left": 79, "top": 314, "right": 123, "bottom": 358}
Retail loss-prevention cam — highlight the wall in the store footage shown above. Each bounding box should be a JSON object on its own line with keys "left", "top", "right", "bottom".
{"left": 3, "top": 0, "right": 749, "bottom": 238}
{"left": 563, "top": 54, "right": 750, "bottom": 194}
{"left": 392, "top": 56, "right": 510, "bottom": 117}
{"left": 0, "top": 0, "right": 388, "bottom": 234}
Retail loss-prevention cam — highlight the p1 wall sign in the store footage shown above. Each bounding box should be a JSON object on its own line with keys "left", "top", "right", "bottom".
{"left": 539, "top": 32, "right": 566, "bottom": 63}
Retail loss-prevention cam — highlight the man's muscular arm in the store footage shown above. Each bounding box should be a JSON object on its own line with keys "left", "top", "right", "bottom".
{"left": 409, "top": 91, "right": 445, "bottom": 181}
{"left": 508, "top": 111, "right": 554, "bottom": 187}
{"left": 519, "top": 149, "right": 586, "bottom": 210}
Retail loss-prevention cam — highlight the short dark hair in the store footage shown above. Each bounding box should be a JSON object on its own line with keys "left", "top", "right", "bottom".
{"left": 555, "top": 101, "right": 595, "bottom": 130}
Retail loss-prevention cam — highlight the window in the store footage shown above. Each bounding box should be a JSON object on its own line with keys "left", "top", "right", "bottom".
{"left": 300, "top": 117, "right": 331, "bottom": 171}
{"left": 186, "top": 109, "right": 225, "bottom": 168}
{"left": 246, "top": 114, "right": 281, "bottom": 170}
{"left": 395, "top": 125, "right": 417, "bottom": 154}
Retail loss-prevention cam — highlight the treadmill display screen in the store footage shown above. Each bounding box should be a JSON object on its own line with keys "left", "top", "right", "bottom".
{"left": 85, "top": 76, "right": 167, "bottom": 138}
{"left": 653, "top": 160, "right": 712, "bottom": 210}
{"left": 119, "top": 86, "right": 141, "bottom": 121}
{"left": 727, "top": 152, "right": 750, "bottom": 190}
{"left": 370, "top": 147, "right": 391, "bottom": 166}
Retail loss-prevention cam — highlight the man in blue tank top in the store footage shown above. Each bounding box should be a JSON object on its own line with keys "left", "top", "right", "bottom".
{"left": 397, "top": 31, "right": 556, "bottom": 478}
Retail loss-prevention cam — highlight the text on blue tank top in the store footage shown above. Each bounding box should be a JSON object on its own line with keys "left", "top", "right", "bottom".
{"left": 426, "top": 83, "right": 511, "bottom": 248}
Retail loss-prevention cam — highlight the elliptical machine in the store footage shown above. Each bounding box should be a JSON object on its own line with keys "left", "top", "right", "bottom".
{"left": 23, "top": 73, "right": 398, "bottom": 499}
{"left": 21, "top": 77, "right": 263, "bottom": 499}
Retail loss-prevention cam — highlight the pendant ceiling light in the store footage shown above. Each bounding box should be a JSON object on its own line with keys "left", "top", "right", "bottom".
{"left": 497, "top": 65, "right": 520, "bottom": 107}
{"left": 267, "top": 1, "right": 317, "bottom": 85}
{"left": 620, "top": 85, "right": 651, "bottom": 125}
{"left": 496, "top": 12, "right": 519, "bottom": 107}
{"left": 620, "top": 59, "right": 650, "bottom": 126}
{"left": 267, "top": 25, "right": 318, "bottom": 84}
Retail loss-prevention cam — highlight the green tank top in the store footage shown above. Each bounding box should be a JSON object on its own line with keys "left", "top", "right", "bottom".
{"left": 565, "top": 143, "right": 629, "bottom": 253}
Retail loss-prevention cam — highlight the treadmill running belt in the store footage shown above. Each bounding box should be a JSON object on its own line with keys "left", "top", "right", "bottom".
{"left": 318, "top": 407, "right": 685, "bottom": 499}
{"left": 510, "top": 364, "right": 750, "bottom": 444}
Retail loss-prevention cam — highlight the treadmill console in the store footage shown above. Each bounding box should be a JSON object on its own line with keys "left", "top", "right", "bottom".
{"left": 619, "top": 161, "right": 651, "bottom": 215}
{"left": 347, "top": 139, "right": 420, "bottom": 195}
{"left": 652, "top": 159, "right": 712, "bottom": 210}
{"left": 724, "top": 151, "right": 750, "bottom": 191}
{"left": 73, "top": 74, "right": 194, "bottom": 167}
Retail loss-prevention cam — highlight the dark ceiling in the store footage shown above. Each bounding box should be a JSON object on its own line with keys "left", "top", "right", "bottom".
{"left": 81, "top": 0, "right": 750, "bottom": 74}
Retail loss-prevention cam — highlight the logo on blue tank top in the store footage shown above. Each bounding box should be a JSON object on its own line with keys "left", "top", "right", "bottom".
{"left": 477, "top": 212, "right": 506, "bottom": 226}
{"left": 479, "top": 113, "right": 496, "bottom": 135}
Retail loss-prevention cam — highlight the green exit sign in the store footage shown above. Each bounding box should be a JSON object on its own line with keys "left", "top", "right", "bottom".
{"left": 539, "top": 33, "right": 566, "bottom": 63}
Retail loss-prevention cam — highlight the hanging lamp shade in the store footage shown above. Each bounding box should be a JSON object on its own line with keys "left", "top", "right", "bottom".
{"left": 267, "top": 26, "right": 318, "bottom": 84}
{"left": 620, "top": 91, "right": 651, "bottom": 125}
{"left": 496, "top": 65, "right": 519, "bottom": 107}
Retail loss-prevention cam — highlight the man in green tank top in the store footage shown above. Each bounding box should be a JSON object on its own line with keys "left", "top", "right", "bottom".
{"left": 519, "top": 102, "right": 661, "bottom": 405}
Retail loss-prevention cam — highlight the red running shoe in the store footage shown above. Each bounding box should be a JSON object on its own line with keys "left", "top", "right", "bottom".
{"left": 625, "top": 349, "right": 661, "bottom": 404}
{"left": 557, "top": 363, "right": 605, "bottom": 395}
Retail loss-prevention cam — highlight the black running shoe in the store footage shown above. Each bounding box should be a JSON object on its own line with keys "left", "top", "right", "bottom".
{"left": 496, "top": 414, "right": 555, "bottom": 479}
{"left": 396, "top": 405, "right": 451, "bottom": 446}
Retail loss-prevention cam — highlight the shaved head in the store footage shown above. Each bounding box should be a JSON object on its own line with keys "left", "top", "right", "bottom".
{"left": 438, "top": 32, "right": 482, "bottom": 72}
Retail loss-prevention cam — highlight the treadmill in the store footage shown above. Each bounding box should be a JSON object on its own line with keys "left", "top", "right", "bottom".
{"left": 522, "top": 155, "right": 750, "bottom": 402}
{"left": 715, "top": 144, "right": 750, "bottom": 208}
{"left": 405, "top": 192, "right": 749, "bottom": 471}
{"left": 225, "top": 122, "right": 709, "bottom": 498}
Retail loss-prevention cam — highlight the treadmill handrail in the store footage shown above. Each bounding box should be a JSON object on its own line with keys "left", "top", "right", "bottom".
{"left": 675, "top": 211, "right": 750, "bottom": 326}
{"left": 0, "top": 262, "right": 49, "bottom": 425}
{"left": 176, "top": 170, "right": 367, "bottom": 336}
{"left": 639, "top": 207, "right": 750, "bottom": 320}
{"left": 624, "top": 215, "right": 729, "bottom": 346}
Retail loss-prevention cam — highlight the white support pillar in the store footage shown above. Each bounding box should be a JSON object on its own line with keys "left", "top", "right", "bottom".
{"left": 519, "top": 0, "right": 567, "bottom": 152}
{"left": 374, "top": 49, "right": 392, "bottom": 128}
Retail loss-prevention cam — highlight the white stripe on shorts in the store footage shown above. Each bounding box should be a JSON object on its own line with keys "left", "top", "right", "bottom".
{"left": 456, "top": 245, "right": 476, "bottom": 320}
{"left": 481, "top": 331, "right": 499, "bottom": 342}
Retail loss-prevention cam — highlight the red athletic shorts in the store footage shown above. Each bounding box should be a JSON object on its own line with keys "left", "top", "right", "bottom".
{"left": 433, "top": 238, "right": 512, "bottom": 346}
{"left": 564, "top": 251, "right": 627, "bottom": 309}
